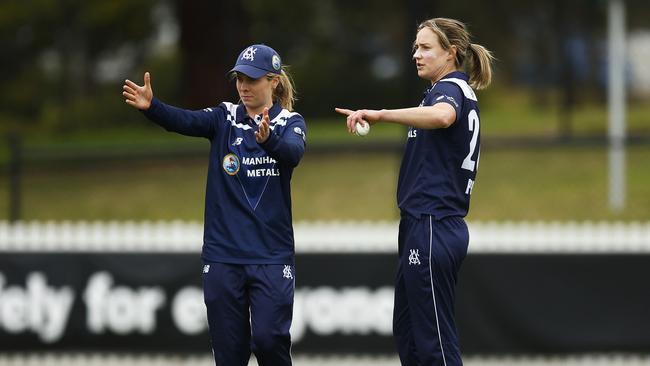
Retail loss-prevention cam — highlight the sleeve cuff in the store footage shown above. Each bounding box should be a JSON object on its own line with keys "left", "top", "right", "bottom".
{"left": 141, "top": 97, "right": 161, "bottom": 118}
{"left": 259, "top": 131, "right": 281, "bottom": 150}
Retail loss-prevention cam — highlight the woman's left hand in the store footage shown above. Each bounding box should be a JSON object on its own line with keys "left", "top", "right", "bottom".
{"left": 255, "top": 107, "right": 271, "bottom": 143}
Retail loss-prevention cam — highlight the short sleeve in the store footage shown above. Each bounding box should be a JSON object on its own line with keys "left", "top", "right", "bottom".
{"left": 426, "top": 82, "right": 464, "bottom": 122}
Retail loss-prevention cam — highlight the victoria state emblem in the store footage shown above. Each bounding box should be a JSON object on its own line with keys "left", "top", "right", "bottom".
{"left": 222, "top": 153, "right": 240, "bottom": 175}
{"left": 272, "top": 55, "right": 281, "bottom": 71}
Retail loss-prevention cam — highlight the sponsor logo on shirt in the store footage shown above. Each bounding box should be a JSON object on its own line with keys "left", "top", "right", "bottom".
{"left": 445, "top": 95, "right": 459, "bottom": 108}
{"left": 222, "top": 153, "right": 240, "bottom": 176}
{"left": 436, "top": 94, "right": 459, "bottom": 108}
{"left": 407, "top": 128, "right": 417, "bottom": 138}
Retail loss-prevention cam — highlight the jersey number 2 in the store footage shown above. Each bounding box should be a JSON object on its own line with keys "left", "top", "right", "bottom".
{"left": 461, "top": 109, "right": 479, "bottom": 172}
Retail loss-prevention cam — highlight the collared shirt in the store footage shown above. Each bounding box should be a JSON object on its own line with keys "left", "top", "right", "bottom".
{"left": 144, "top": 98, "right": 306, "bottom": 264}
{"left": 397, "top": 71, "right": 480, "bottom": 219}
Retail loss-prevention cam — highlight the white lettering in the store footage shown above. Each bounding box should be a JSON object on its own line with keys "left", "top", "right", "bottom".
{"left": 246, "top": 168, "right": 280, "bottom": 177}
{"left": 0, "top": 272, "right": 395, "bottom": 345}
{"left": 303, "top": 287, "right": 339, "bottom": 335}
{"left": 408, "top": 129, "right": 417, "bottom": 138}
{"left": 461, "top": 109, "right": 480, "bottom": 171}
{"left": 83, "top": 272, "right": 165, "bottom": 335}
{"left": 0, "top": 272, "right": 74, "bottom": 343}
{"left": 291, "top": 286, "right": 393, "bottom": 343}
{"left": 465, "top": 178, "right": 475, "bottom": 195}
{"left": 171, "top": 287, "right": 206, "bottom": 335}
{"left": 0, "top": 279, "right": 29, "bottom": 333}
{"left": 242, "top": 156, "right": 277, "bottom": 165}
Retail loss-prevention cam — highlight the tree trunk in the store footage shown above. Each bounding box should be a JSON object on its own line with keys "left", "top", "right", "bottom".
{"left": 176, "top": 0, "right": 250, "bottom": 108}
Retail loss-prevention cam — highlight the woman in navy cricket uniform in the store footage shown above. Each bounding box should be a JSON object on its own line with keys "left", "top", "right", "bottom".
{"left": 336, "top": 18, "right": 494, "bottom": 365}
{"left": 122, "top": 44, "right": 305, "bottom": 366}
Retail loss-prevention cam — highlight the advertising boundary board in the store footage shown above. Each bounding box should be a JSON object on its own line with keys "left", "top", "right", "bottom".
{"left": 1, "top": 251, "right": 649, "bottom": 354}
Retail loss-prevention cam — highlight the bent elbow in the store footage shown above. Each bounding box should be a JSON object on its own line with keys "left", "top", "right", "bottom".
{"left": 288, "top": 152, "right": 303, "bottom": 168}
{"left": 439, "top": 120, "right": 454, "bottom": 129}
{"left": 438, "top": 112, "right": 456, "bottom": 129}
{"left": 278, "top": 146, "right": 304, "bottom": 168}
{"left": 422, "top": 107, "right": 455, "bottom": 129}
{"left": 289, "top": 146, "right": 305, "bottom": 167}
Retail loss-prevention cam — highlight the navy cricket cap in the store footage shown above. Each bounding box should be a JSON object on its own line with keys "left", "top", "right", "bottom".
{"left": 229, "top": 44, "right": 282, "bottom": 79}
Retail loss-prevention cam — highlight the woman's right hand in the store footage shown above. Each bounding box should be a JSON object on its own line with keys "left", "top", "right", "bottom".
{"left": 123, "top": 72, "right": 153, "bottom": 110}
{"left": 335, "top": 108, "right": 381, "bottom": 134}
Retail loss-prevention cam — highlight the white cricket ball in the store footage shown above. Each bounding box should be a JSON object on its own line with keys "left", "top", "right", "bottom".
{"left": 355, "top": 121, "right": 370, "bottom": 136}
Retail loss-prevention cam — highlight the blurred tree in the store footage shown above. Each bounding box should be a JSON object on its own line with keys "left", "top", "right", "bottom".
{"left": 242, "top": 0, "right": 410, "bottom": 116}
{"left": 0, "top": 0, "right": 156, "bottom": 133}
{"left": 3, "top": 0, "right": 649, "bottom": 134}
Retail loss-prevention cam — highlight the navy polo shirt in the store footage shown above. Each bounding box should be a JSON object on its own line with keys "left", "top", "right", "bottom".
{"left": 397, "top": 71, "right": 481, "bottom": 219}
{"left": 143, "top": 98, "right": 306, "bottom": 264}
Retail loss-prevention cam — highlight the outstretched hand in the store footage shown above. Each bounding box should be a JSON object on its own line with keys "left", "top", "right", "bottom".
{"left": 123, "top": 72, "right": 153, "bottom": 110}
{"left": 335, "top": 108, "right": 381, "bottom": 134}
{"left": 255, "top": 107, "right": 271, "bottom": 143}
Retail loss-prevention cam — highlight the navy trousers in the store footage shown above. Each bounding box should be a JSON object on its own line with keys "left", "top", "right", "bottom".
{"left": 202, "top": 262, "right": 294, "bottom": 366}
{"left": 393, "top": 214, "right": 469, "bottom": 366}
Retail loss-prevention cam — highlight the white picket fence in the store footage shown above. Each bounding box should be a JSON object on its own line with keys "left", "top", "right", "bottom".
{"left": 1, "top": 220, "right": 649, "bottom": 253}
{"left": 2, "top": 353, "right": 650, "bottom": 366}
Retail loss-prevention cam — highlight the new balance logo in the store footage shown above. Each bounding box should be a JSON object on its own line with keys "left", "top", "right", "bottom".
{"left": 408, "top": 249, "right": 421, "bottom": 265}
{"left": 283, "top": 265, "right": 293, "bottom": 280}
{"left": 232, "top": 137, "right": 243, "bottom": 146}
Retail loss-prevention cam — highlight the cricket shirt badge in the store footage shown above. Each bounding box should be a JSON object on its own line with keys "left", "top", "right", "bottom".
{"left": 222, "top": 153, "right": 240, "bottom": 175}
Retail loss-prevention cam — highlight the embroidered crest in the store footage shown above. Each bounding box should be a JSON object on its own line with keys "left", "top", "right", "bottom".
{"left": 222, "top": 153, "right": 240, "bottom": 175}
{"left": 272, "top": 55, "right": 281, "bottom": 70}
{"left": 283, "top": 265, "right": 293, "bottom": 280}
{"left": 241, "top": 46, "right": 257, "bottom": 61}
{"left": 408, "top": 249, "right": 421, "bottom": 265}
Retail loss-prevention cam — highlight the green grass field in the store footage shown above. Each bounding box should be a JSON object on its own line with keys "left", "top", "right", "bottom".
{"left": 1, "top": 94, "right": 648, "bottom": 222}
{"left": 1, "top": 145, "right": 648, "bottom": 222}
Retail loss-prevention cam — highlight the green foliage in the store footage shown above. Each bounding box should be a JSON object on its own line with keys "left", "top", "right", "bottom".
{"left": 0, "top": 0, "right": 159, "bottom": 134}
{"left": 243, "top": 0, "right": 411, "bottom": 115}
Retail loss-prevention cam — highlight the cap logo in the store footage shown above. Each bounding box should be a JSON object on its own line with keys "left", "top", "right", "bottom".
{"left": 272, "top": 55, "right": 281, "bottom": 71}
{"left": 241, "top": 47, "right": 257, "bottom": 61}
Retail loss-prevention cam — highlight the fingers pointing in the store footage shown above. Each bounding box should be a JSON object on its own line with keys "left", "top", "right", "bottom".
{"left": 335, "top": 107, "right": 353, "bottom": 116}
{"left": 144, "top": 72, "right": 151, "bottom": 89}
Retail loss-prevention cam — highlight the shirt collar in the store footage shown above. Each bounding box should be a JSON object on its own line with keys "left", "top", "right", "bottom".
{"left": 424, "top": 71, "right": 469, "bottom": 95}
{"left": 441, "top": 70, "right": 469, "bottom": 81}
{"left": 235, "top": 102, "right": 283, "bottom": 124}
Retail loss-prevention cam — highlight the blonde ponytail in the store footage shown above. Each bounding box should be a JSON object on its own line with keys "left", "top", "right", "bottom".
{"left": 270, "top": 66, "right": 297, "bottom": 111}
{"left": 467, "top": 43, "right": 494, "bottom": 90}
